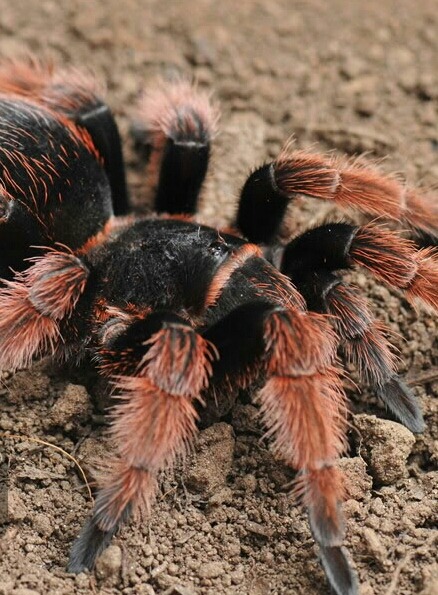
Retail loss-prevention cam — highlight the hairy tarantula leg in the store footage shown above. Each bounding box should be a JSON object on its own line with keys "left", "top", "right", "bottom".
{"left": 281, "top": 222, "right": 438, "bottom": 311}
{"left": 68, "top": 312, "right": 216, "bottom": 573}
{"left": 133, "top": 80, "right": 219, "bottom": 215}
{"left": 74, "top": 104, "right": 128, "bottom": 217}
{"left": 204, "top": 302, "right": 358, "bottom": 595}
{"left": 237, "top": 150, "right": 438, "bottom": 243}
{"left": 0, "top": 59, "right": 128, "bottom": 215}
{"left": 0, "top": 250, "right": 89, "bottom": 370}
{"left": 260, "top": 310, "right": 357, "bottom": 595}
{"left": 294, "top": 270, "right": 424, "bottom": 433}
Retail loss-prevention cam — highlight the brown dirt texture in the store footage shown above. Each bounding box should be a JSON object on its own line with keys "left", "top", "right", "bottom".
{"left": 0, "top": 1, "right": 437, "bottom": 594}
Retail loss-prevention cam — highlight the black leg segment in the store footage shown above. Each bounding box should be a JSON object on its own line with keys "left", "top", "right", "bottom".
{"left": 77, "top": 104, "right": 129, "bottom": 215}
{"left": 236, "top": 164, "right": 290, "bottom": 244}
{"left": 202, "top": 301, "right": 274, "bottom": 379}
{"left": 155, "top": 138, "right": 210, "bottom": 215}
{"left": 68, "top": 504, "right": 132, "bottom": 574}
{"left": 281, "top": 223, "right": 358, "bottom": 282}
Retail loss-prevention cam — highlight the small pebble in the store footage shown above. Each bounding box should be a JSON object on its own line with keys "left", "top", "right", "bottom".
{"left": 185, "top": 423, "right": 235, "bottom": 495}
{"left": 354, "top": 414, "right": 416, "bottom": 484}
{"left": 362, "top": 527, "right": 388, "bottom": 568}
{"left": 198, "top": 561, "right": 224, "bottom": 579}
{"left": 95, "top": 545, "right": 122, "bottom": 584}
{"left": 7, "top": 491, "right": 27, "bottom": 522}
{"left": 339, "top": 457, "right": 373, "bottom": 501}
{"left": 49, "top": 384, "right": 91, "bottom": 429}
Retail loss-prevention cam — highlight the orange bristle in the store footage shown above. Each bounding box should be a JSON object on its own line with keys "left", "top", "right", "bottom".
{"left": 406, "top": 247, "right": 438, "bottom": 311}
{"left": 264, "top": 308, "right": 337, "bottom": 376}
{"left": 274, "top": 147, "right": 438, "bottom": 238}
{"left": 0, "top": 250, "right": 88, "bottom": 370}
{"left": 350, "top": 225, "right": 418, "bottom": 287}
{"left": 0, "top": 281, "right": 60, "bottom": 370}
{"left": 94, "top": 464, "right": 157, "bottom": 531}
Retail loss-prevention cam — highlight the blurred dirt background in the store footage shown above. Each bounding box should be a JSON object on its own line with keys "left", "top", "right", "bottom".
{"left": 0, "top": 0, "right": 437, "bottom": 594}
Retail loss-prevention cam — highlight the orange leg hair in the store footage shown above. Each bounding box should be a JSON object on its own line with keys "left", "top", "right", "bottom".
{"left": 0, "top": 249, "right": 89, "bottom": 370}
{"left": 349, "top": 225, "right": 438, "bottom": 310}
{"left": 274, "top": 149, "right": 438, "bottom": 238}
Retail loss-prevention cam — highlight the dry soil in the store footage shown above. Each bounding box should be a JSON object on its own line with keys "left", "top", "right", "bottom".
{"left": 0, "top": 1, "right": 437, "bottom": 594}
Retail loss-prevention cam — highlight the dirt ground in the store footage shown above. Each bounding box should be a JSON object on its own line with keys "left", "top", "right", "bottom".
{"left": 0, "top": 0, "right": 437, "bottom": 594}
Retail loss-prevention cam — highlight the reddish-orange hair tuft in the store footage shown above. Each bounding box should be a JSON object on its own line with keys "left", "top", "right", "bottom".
{"left": 350, "top": 225, "right": 438, "bottom": 311}
{"left": 90, "top": 324, "right": 215, "bottom": 532}
{"left": 407, "top": 247, "right": 438, "bottom": 311}
{"left": 274, "top": 147, "right": 438, "bottom": 237}
{"left": 0, "top": 57, "right": 105, "bottom": 114}
{"left": 0, "top": 250, "right": 88, "bottom": 371}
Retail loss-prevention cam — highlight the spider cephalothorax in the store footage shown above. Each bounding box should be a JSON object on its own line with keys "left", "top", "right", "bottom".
{"left": 1, "top": 61, "right": 437, "bottom": 595}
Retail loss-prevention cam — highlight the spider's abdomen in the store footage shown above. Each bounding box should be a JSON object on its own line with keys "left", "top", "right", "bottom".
{"left": 0, "top": 96, "right": 112, "bottom": 274}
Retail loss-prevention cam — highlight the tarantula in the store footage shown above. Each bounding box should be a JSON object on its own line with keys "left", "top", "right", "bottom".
{"left": 0, "top": 61, "right": 437, "bottom": 595}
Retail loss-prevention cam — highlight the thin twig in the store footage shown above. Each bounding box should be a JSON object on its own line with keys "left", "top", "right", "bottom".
{"left": 406, "top": 368, "right": 438, "bottom": 386}
{"left": 292, "top": 124, "right": 396, "bottom": 149}
{"left": 1, "top": 433, "right": 93, "bottom": 502}
{"left": 384, "top": 552, "right": 412, "bottom": 595}
{"left": 384, "top": 534, "right": 437, "bottom": 595}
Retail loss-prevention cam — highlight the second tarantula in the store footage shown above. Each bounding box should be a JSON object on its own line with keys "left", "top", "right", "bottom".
{"left": 0, "top": 61, "right": 437, "bottom": 595}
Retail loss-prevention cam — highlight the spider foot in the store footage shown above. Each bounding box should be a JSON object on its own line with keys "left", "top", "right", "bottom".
{"left": 68, "top": 504, "right": 132, "bottom": 573}
{"left": 318, "top": 545, "right": 359, "bottom": 595}
{"left": 376, "top": 376, "right": 425, "bottom": 433}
